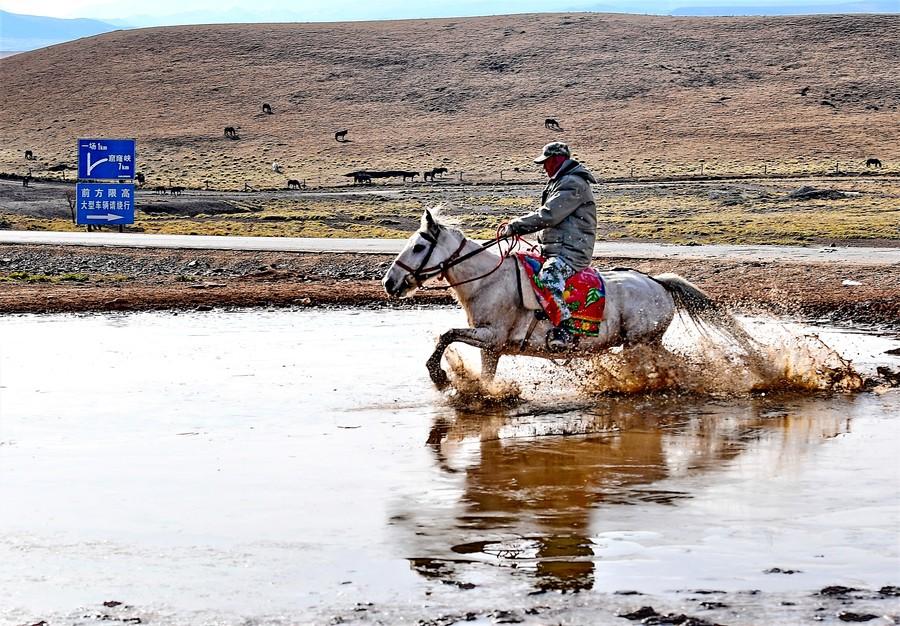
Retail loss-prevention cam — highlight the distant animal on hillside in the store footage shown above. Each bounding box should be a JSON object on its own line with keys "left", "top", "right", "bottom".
{"left": 800, "top": 86, "right": 810, "bottom": 96}
{"left": 272, "top": 161, "right": 282, "bottom": 173}
{"left": 423, "top": 170, "right": 436, "bottom": 182}
{"left": 24, "top": 149, "right": 34, "bottom": 160}
{"left": 335, "top": 129, "right": 349, "bottom": 142}
{"left": 135, "top": 172, "right": 146, "bottom": 187}
{"left": 545, "top": 118, "right": 562, "bottom": 131}
{"left": 432, "top": 167, "right": 448, "bottom": 177}
{"left": 287, "top": 179, "right": 305, "bottom": 189}
{"left": 402, "top": 172, "right": 419, "bottom": 182}
{"left": 262, "top": 103, "right": 273, "bottom": 114}
{"left": 353, "top": 173, "right": 372, "bottom": 185}
{"left": 169, "top": 186, "right": 185, "bottom": 196}
{"left": 224, "top": 126, "right": 238, "bottom": 138}
{"left": 153, "top": 186, "right": 167, "bottom": 195}
{"left": 866, "top": 158, "right": 882, "bottom": 168}
{"left": 47, "top": 163, "right": 71, "bottom": 172}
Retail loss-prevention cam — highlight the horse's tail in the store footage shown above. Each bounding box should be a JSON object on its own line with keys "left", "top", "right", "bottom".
{"left": 653, "top": 273, "right": 758, "bottom": 351}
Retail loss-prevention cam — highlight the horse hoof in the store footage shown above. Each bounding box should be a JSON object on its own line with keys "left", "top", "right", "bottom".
{"left": 429, "top": 367, "right": 449, "bottom": 389}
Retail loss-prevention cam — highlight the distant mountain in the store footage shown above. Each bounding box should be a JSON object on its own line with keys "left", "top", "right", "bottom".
{"left": 0, "top": 10, "right": 118, "bottom": 52}
{"left": 669, "top": 0, "right": 898, "bottom": 14}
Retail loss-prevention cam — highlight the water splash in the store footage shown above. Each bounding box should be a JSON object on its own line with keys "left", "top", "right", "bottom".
{"left": 442, "top": 316, "right": 864, "bottom": 400}
{"left": 444, "top": 347, "right": 522, "bottom": 408}
{"left": 581, "top": 317, "right": 863, "bottom": 396}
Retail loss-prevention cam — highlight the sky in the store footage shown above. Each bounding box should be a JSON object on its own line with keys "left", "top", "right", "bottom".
{"left": 0, "top": 0, "right": 895, "bottom": 25}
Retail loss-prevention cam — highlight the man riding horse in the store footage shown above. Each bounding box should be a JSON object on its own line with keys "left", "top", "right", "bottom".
{"left": 500, "top": 142, "right": 597, "bottom": 351}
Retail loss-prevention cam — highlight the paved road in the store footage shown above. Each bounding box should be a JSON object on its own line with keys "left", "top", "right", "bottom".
{"left": 0, "top": 230, "right": 897, "bottom": 265}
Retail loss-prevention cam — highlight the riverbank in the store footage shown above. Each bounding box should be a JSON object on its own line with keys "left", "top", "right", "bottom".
{"left": 1, "top": 244, "right": 897, "bottom": 329}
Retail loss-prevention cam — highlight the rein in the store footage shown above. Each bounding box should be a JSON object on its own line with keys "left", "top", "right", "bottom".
{"left": 395, "top": 225, "right": 524, "bottom": 290}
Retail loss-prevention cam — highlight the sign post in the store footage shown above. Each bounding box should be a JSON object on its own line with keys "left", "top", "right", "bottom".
{"left": 74, "top": 182, "right": 136, "bottom": 226}
{"left": 78, "top": 139, "right": 136, "bottom": 180}
{"left": 76, "top": 138, "right": 137, "bottom": 232}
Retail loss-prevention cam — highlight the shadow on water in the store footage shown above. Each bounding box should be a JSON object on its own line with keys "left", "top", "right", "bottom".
{"left": 394, "top": 393, "right": 854, "bottom": 594}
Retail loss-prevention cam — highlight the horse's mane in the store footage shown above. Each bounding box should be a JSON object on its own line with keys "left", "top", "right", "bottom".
{"left": 421, "top": 204, "right": 465, "bottom": 237}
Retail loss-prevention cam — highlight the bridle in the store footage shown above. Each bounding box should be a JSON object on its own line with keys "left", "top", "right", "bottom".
{"left": 393, "top": 225, "right": 523, "bottom": 290}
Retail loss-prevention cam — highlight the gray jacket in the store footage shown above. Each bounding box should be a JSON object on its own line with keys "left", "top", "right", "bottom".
{"left": 508, "top": 159, "right": 597, "bottom": 270}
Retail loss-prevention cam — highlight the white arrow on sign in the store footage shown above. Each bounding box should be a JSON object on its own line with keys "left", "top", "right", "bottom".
{"left": 85, "top": 213, "right": 125, "bottom": 221}
{"left": 86, "top": 153, "right": 109, "bottom": 176}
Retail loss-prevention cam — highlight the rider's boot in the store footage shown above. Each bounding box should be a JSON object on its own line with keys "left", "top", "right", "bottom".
{"left": 547, "top": 324, "right": 574, "bottom": 352}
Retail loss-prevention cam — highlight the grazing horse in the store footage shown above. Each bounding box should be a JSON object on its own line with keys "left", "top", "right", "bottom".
{"left": 224, "top": 126, "right": 238, "bottom": 138}
{"left": 866, "top": 158, "right": 882, "bottom": 168}
{"left": 287, "top": 179, "right": 304, "bottom": 189}
{"left": 432, "top": 167, "right": 448, "bottom": 177}
{"left": 335, "top": 129, "right": 349, "bottom": 142}
{"left": 153, "top": 186, "right": 168, "bottom": 195}
{"left": 423, "top": 170, "right": 436, "bottom": 182}
{"left": 262, "top": 103, "right": 273, "bottom": 114}
{"left": 135, "top": 172, "right": 146, "bottom": 187}
{"left": 24, "top": 150, "right": 34, "bottom": 160}
{"left": 169, "top": 186, "right": 185, "bottom": 196}
{"left": 545, "top": 118, "right": 562, "bottom": 130}
{"left": 383, "top": 210, "right": 744, "bottom": 388}
{"left": 353, "top": 173, "right": 372, "bottom": 185}
{"left": 402, "top": 172, "right": 419, "bottom": 182}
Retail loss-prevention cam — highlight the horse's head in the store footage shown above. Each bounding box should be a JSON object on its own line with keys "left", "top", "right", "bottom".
{"left": 382, "top": 209, "right": 462, "bottom": 298}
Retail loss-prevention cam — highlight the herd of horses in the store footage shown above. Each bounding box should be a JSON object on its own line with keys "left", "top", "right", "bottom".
{"left": 153, "top": 185, "right": 185, "bottom": 196}
{"left": 344, "top": 167, "right": 448, "bottom": 185}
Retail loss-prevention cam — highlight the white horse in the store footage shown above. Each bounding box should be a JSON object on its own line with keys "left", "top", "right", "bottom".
{"left": 383, "top": 209, "right": 730, "bottom": 388}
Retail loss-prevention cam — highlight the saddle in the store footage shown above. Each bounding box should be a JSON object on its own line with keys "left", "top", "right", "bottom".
{"left": 516, "top": 253, "right": 606, "bottom": 336}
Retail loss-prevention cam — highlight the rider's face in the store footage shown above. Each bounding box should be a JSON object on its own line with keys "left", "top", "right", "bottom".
{"left": 542, "top": 155, "right": 566, "bottom": 178}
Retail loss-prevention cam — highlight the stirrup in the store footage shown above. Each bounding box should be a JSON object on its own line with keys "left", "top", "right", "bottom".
{"left": 546, "top": 325, "right": 573, "bottom": 352}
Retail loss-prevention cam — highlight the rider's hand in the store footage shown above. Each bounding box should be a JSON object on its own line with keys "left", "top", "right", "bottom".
{"left": 499, "top": 224, "right": 515, "bottom": 239}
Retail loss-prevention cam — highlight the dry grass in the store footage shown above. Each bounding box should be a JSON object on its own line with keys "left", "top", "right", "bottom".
{"left": 0, "top": 13, "right": 897, "bottom": 190}
{"left": 3, "top": 177, "right": 896, "bottom": 245}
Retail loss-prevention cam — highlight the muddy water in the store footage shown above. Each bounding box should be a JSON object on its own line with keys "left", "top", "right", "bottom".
{"left": 0, "top": 309, "right": 898, "bottom": 626}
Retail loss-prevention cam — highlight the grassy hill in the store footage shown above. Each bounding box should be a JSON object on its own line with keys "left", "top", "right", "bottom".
{"left": 0, "top": 13, "right": 898, "bottom": 189}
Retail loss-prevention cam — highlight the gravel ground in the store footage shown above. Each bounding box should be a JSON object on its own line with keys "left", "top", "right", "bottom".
{"left": 0, "top": 244, "right": 897, "bottom": 330}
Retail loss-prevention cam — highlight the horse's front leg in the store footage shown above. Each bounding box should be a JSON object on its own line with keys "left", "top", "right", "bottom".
{"left": 427, "top": 327, "right": 497, "bottom": 389}
{"left": 481, "top": 350, "right": 501, "bottom": 383}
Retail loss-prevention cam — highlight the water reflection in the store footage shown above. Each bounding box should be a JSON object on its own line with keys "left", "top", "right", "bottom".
{"left": 396, "top": 394, "right": 850, "bottom": 593}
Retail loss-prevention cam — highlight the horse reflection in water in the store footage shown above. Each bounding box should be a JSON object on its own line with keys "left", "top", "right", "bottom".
{"left": 393, "top": 396, "right": 849, "bottom": 593}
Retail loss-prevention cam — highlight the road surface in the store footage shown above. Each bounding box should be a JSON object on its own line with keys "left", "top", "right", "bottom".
{"left": 0, "top": 230, "right": 897, "bottom": 265}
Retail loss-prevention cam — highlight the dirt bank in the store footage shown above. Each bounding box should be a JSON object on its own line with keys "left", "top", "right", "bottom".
{"left": 1, "top": 244, "right": 897, "bottom": 329}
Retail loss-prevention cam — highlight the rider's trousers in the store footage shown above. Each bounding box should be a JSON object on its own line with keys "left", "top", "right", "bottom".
{"left": 538, "top": 257, "right": 576, "bottom": 323}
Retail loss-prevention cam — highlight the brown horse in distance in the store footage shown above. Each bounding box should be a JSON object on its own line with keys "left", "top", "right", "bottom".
{"left": 545, "top": 118, "right": 562, "bottom": 131}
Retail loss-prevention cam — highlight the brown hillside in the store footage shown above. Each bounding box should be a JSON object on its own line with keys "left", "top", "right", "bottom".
{"left": 1, "top": 13, "right": 898, "bottom": 188}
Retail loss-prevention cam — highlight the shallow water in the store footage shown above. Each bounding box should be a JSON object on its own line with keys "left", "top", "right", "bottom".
{"left": 0, "top": 309, "right": 898, "bottom": 625}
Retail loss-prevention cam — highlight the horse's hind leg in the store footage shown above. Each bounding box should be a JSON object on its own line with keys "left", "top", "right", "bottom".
{"left": 426, "top": 327, "right": 496, "bottom": 389}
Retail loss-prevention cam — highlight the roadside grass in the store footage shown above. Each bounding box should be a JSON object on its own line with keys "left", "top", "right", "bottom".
{"left": 2, "top": 179, "right": 897, "bottom": 245}
{"left": 1, "top": 271, "right": 90, "bottom": 283}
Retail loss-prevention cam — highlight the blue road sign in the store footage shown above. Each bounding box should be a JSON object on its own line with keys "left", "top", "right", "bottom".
{"left": 75, "top": 183, "right": 136, "bottom": 225}
{"left": 78, "top": 138, "right": 136, "bottom": 180}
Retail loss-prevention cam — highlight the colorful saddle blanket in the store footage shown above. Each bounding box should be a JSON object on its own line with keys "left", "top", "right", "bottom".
{"left": 517, "top": 253, "right": 606, "bottom": 336}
